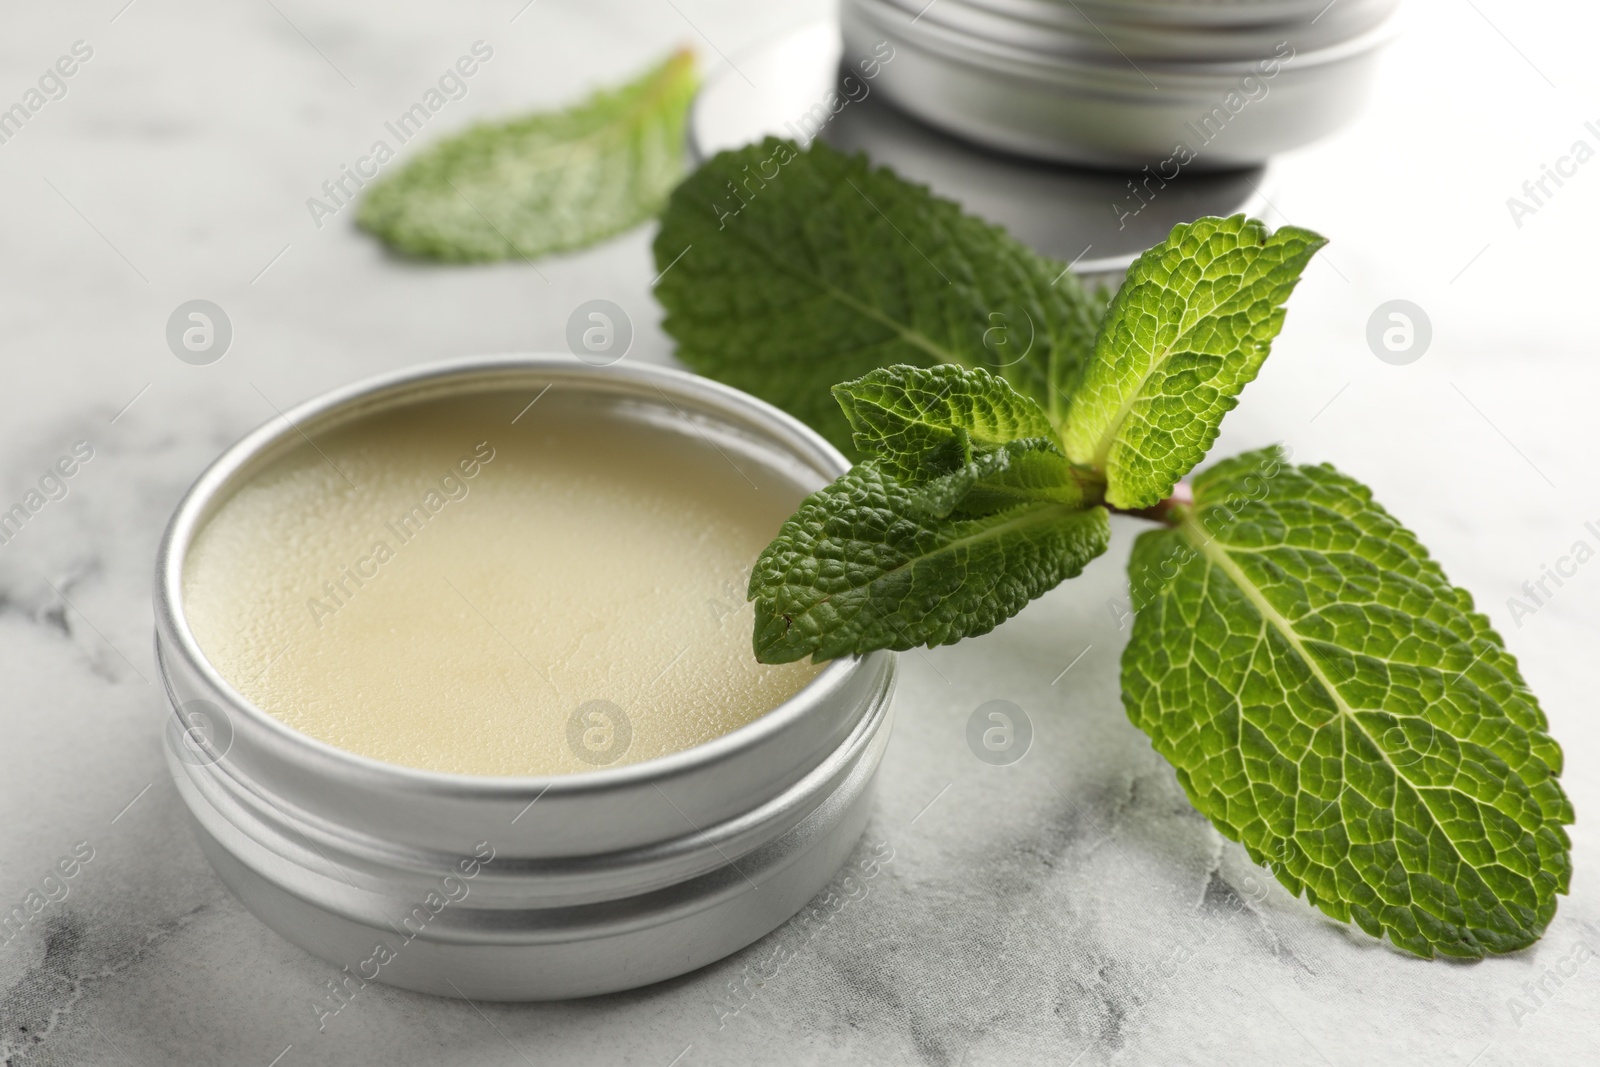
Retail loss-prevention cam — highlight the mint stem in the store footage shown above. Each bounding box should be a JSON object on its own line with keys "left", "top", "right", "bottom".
{"left": 1113, "top": 482, "right": 1192, "bottom": 527}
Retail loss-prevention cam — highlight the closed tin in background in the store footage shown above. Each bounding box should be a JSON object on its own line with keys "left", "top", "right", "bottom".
{"left": 155, "top": 356, "right": 896, "bottom": 1000}
{"left": 842, "top": 0, "right": 1400, "bottom": 168}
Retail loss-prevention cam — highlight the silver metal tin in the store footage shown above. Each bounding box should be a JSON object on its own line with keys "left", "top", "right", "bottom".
{"left": 155, "top": 355, "right": 896, "bottom": 1001}
{"left": 842, "top": 0, "right": 1399, "bottom": 168}
{"left": 888, "top": 0, "right": 1400, "bottom": 62}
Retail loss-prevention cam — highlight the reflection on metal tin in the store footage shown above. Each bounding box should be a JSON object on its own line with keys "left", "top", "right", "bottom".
{"left": 155, "top": 355, "right": 897, "bottom": 1000}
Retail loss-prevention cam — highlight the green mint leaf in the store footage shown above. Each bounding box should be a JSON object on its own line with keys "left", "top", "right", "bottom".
{"left": 832, "top": 364, "right": 1057, "bottom": 483}
{"left": 906, "top": 438, "right": 1069, "bottom": 519}
{"left": 1062, "top": 216, "right": 1326, "bottom": 509}
{"left": 904, "top": 446, "right": 1017, "bottom": 520}
{"left": 953, "top": 443, "right": 1102, "bottom": 516}
{"left": 358, "top": 51, "right": 697, "bottom": 262}
{"left": 1122, "top": 448, "right": 1572, "bottom": 958}
{"left": 654, "top": 139, "right": 1101, "bottom": 453}
{"left": 910, "top": 438, "right": 1102, "bottom": 521}
{"left": 750, "top": 460, "right": 1109, "bottom": 663}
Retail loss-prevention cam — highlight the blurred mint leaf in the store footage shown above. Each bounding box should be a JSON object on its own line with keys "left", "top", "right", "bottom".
{"left": 1063, "top": 215, "right": 1325, "bottom": 509}
{"left": 750, "top": 460, "right": 1109, "bottom": 663}
{"left": 358, "top": 50, "right": 697, "bottom": 262}
{"left": 1122, "top": 447, "right": 1572, "bottom": 958}
{"left": 654, "top": 139, "right": 1101, "bottom": 453}
{"left": 833, "top": 364, "right": 1057, "bottom": 483}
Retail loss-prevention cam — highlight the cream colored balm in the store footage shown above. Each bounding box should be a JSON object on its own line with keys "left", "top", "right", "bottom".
{"left": 183, "top": 391, "right": 821, "bottom": 776}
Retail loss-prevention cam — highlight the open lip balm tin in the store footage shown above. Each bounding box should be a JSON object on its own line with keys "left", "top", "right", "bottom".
{"left": 154, "top": 356, "right": 896, "bottom": 1000}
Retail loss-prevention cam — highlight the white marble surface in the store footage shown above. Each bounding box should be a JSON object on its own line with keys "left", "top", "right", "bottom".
{"left": 1, "top": 1, "right": 1597, "bottom": 1064}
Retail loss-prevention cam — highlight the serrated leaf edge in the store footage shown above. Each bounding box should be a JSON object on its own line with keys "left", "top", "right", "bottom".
{"left": 1174, "top": 511, "right": 1560, "bottom": 958}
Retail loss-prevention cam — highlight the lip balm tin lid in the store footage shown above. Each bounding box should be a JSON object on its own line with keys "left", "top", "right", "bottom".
{"left": 886, "top": 0, "right": 1398, "bottom": 61}
{"left": 841, "top": 0, "right": 1401, "bottom": 167}
{"left": 156, "top": 355, "right": 897, "bottom": 1000}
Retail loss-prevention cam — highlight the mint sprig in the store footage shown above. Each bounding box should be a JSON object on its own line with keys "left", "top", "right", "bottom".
{"left": 655, "top": 142, "right": 1572, "bottom": 958}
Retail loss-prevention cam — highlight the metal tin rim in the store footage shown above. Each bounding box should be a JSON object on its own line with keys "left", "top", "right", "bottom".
{"left": 166, "top": 660, "right": 895, "bottom": 921}
{"left": 155, "top": 353, "right": 863, "bottom": 801}
{"left": 891, "top": 0, "right": 1399, "bottom": 43}
{"left": 922, "top": 0, "right": 1393, "bottom": 27}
